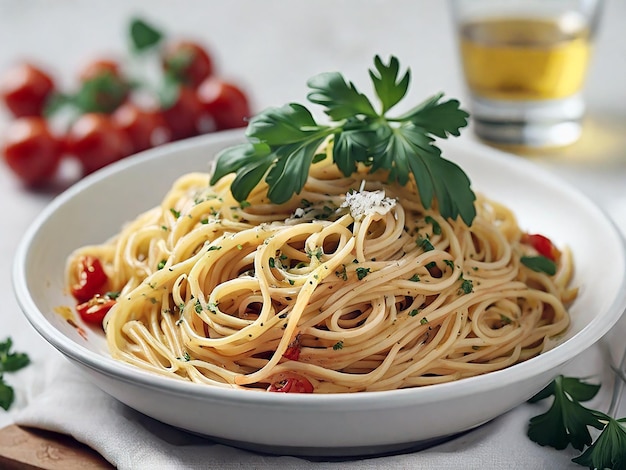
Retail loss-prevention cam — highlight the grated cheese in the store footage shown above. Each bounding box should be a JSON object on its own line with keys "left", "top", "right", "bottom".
{"left": 341, "top": 189, "right": 396, "bottom": 220}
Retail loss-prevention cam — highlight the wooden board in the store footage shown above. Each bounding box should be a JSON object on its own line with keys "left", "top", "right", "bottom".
{"left": 0, "top": 425, "right": 113, "bottom": 469}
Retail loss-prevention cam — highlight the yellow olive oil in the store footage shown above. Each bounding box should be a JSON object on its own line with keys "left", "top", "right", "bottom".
{"left": 459, "top": 17, "right": 591, "bottom": 101}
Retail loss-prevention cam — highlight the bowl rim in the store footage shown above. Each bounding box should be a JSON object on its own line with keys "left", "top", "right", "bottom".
{"left": 12, "top": 129, "right": 626, "bottom": 408}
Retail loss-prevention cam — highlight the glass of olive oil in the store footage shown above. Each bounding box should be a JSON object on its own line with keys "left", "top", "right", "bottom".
{"left": 450, "top": 0, "right": 603, "bottom": 148}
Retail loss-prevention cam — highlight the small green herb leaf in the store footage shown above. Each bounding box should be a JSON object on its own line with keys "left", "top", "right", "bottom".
{"left": 369, "top": 55, "right": 410, "bottom": 114}
{"left": 332, "top": 128, "right": 371, "bottom": 176}
{"left": 312, "top": 152, "right": 327, "bottom": 164}
{"left": 0, "top": 338, "right": 30, "bottom": 373}
{"left": 0, "top": 379, "right": 14, "bottom": 411}
{"left": 265, "top": 142, "right": 324, "bottom": 204}
{"left": 459, "top": 277, "right": 474, "bottom": 295}
{"left": 211, "top": 142, "right": 268, "bottom": 183}
{"left": 417, "top": 236, "right": 434, "bottom": 252}
{"left": 0, "top": 338, "right": 30, "bottom": 410}
{"left": 398, "top": 92, "right": 469, "bottom": 138}
{"left": 129, "top": 18, "right": 164, "bottom": 52}
{"left": 356, "top": 267, "right": 371, "bottom": 280}
{"left": 248, "top": 102, "right": 328, "bottom": 145}
{"left": 425, "top": 215, "right": 442, "bottom": 235}
{"left": 521, "top": 255, "right": 557, "bottom": 275}
{"left": 307, "top": 72, "right": 376, "bottom": 120}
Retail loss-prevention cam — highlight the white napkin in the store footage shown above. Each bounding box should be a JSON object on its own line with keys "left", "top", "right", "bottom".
{"left": 14, "top": 200, "right": 626, "bottom": 470}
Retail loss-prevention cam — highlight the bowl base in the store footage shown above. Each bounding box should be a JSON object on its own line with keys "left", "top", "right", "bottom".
{"left": 209, "top": 429, "right": 474, "bottom": 459}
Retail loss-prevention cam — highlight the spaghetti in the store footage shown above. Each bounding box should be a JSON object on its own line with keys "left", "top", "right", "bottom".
{"left": 66, "top": 149, "right": 576, "bottom": 393}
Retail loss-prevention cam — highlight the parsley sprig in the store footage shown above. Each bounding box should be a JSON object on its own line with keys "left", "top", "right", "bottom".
{"left": 527, "top": 375, "right": 626, "bottom": 469}
{"left": 0, "top": 337, "right": 31, "bottom": 411}
{"left": 211, "top": 55, "right": 476, "bottom": 225}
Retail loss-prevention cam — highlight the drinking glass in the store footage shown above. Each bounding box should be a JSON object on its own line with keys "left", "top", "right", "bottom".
{"left": 449, "top": 0, "right": 604, "bottom": 148}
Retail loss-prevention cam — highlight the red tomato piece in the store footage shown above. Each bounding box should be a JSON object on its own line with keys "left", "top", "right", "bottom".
{"left": 267, "top": 376, "right": 314, "bottom": 393}
{"left": 283, "top": 335, "right": 301, "bottom": 361}
{"left": 70, "top": 255, "right": 109, "bottom": 303}
{"left": 283, "top": 345, "right": 301, "bottom": 361}
{"left": 112, "top": 102, "right": 172, "bottom": 153}
{"left": 161, "top": 86, "right": 203, "bottom": 140}
{"left": 77, "top": 59, "right": 129, "bottom": 113}
{"left": 162, "top": 41, "right": 214, "bottom": 88}
{"left": 1, "top": 117, "right": 62, "bottom": 187}
{"left": 76, "top": 296, "right": 116, "bottom": 325}
{"left": 197, "top": 77, "right": 251, "bottom": 131}
{"left": 0, "top": 63, "right": 55, "bottom": 117}
{"left": 521, "top": 233, "right": 560, "bottom": 261}
{"left": 66, "top": 113, "right": 133, "bottom": 175}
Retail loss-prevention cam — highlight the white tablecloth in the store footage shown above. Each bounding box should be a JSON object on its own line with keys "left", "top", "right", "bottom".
{"left": 1, "top": 1, "right": 625, "bottom": 468}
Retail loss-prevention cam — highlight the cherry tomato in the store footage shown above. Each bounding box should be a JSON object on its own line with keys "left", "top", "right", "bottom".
{"left": 76, "top": 59, "right": 129, "bottom": 113}
{"left": 1, "top": 117, "right": 62, "bottom": 187}
{"left": 161, "top": 86, "right": 202, "bottom": 141}
{"left": 0, "top": 63, "right": 55, "bottom": 117}
{"left": 267, "top": 375, "right": 314, "bottom": 393}
{"left": 76, "top": 295, "right": 116, "bottom": 325}
{"left": 197, "top": 78, "right": 250, "bottom": 130}
{"left": 66, "top": 113, "right": 133, "bottom": 175}
{"left": 521, "top": 233, "right": 560, "bottom": 261}
{"left": 162, "top": 41, "right": 214, "bottom": 88}
{"left": 112, "top": 102, "right": 172, "bottom": 153}
{"left": 70, "top": 255, "right": 108, "bottom": 303}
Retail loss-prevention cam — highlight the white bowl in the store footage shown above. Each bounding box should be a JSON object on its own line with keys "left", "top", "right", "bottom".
{"left": 13, "top": 129, "right": 626, "bottom": 457}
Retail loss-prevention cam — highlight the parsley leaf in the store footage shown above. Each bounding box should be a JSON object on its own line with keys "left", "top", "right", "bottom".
{"left": 0, "top": 338, "right": 30, "bottom": 373}
{"left": 129, "top": 17, "right": 164, "bottom": 52}
{"left": 527, "top": 375, "right": 605, "bottom": 451}
{"left": 355, "top": 267, "right": 371, "bottom": 280}
{"left": 0, "top": 378, "right": 14, "bottom": 411}
{"left": 398, "top": 92, "right": 470, "bottom": 138}
{"left": 572, "top": 417, "right": 626, "bottom": 469}
{"left": 369, "top": 55, "right": 410, "bottom": 114}
{"left": 425, "top": 215, "right": 442, "bottom": 235}
{"left": 211, "top": 55, "right": 475, "bottom": 224}
{"left": 527, "top": 374, "right": 626, "bottom": 469}
{"left": 521, "top": 255, "right": 557, "bottom": 275}
{"left": 0, "top": 338, "right": 31, "bottom": 411}
{"left": 308, "top": 72, "right": 376, "bottom": 119}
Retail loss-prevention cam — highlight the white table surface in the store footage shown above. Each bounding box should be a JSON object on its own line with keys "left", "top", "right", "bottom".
{"left": 1, "top": 0, "right": 625, "bottom": 467}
